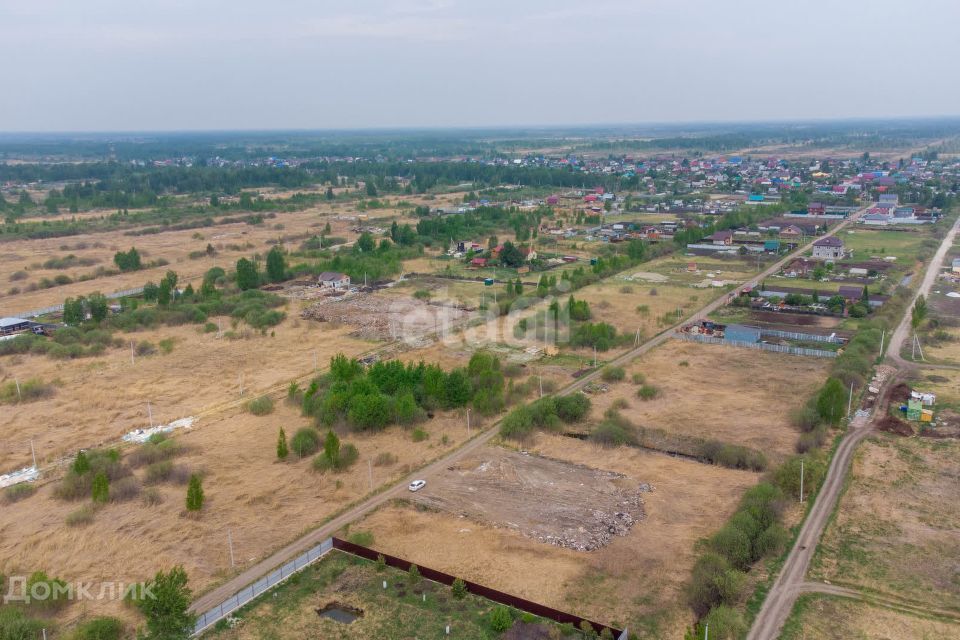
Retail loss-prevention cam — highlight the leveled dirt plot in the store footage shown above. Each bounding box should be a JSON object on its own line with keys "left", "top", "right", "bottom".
{"left": 300, "top": 291, "right": 474, "bottom": 341}
{"left": 0, "top": 400, "right": 471, "bottom": 624}
{"left": 360, "top": 434, "right": 760, "bottom": 637}
{"left": 410, "top": 448, "right": 646, "bottom": 551}
{"left": 780, "top": 594, "right": 960, "bottom": 640}
{"left": 0, "top": 315, "right": 371, "bottom": 471}
{"left": 587, "top": 340, "right": 828, "bottom": 458}
{"left": 810, "top": 434, "right": 960, "bottom": 612}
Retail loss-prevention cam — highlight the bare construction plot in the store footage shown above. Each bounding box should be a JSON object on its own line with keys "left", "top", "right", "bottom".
{"left": 301, "top": 292, "right": 473, "bottom": 341}
{"left": 410, "top": 447, "right": 646, "bottom": 551}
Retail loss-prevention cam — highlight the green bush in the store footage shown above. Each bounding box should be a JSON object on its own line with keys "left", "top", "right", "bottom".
{"left": 600, "top": 366, "right": 625, "bottom": 382}
{"left": 555, "top": 394, "right": 591, "bottom": 422}
{"left": 488, "top": 606, "right": 513, "bottom": 632}
{"left": 590, "top": 421, "right": 635, "bottom": 447}
{"left": 0, "top": 377, "right": 56, "bottom": 404}
{"left": 451, "top": 577, "right": 467, "bottom": 599}
{"left": 699, "top": 604, "right": 747, "bottom": 640}
{"left": 128, "top": 438, "right": 181, "bottom": 468}
{"left": 411, "top": 428, "right": 429, "bottom": 442}
{"left": 686, "top": 553, "right": 745, "bottom": 616}
{"left": 312, "top": 443, "right": 359, "bottom": 473}
{"left": 70, "top": 616, "right": 124, "bottom": 640}
{"left": 290, "top": 428, "right": 320, "bottom": 457}
{"left": 631, "top": 372, "right": 646, "bottom": 384}
{"left": 346, "top": 530, "right": 374, "bottom": 546}
{"left": 26, "top": 571, "right": 71, "bottom": 611}
{"left": 246, "top": 394, "right": 274, "bottom": 416}
{"left": 0, "top": 608, "right": 44, "bottom": 638}
{"left": 158, "top": 338, "right": 175, "bottom": 354}
{"left": 637, "top": 384, "right": 659, "bottom": 400}
{"left": 499, "top": 405, "right": 534, "bottom": 439}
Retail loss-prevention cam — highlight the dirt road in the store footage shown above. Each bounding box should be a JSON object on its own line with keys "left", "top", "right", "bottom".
{"left": 190, "top": 207, "right": 869, "bottom": 616}
{"left": 746, "top": 215, "right": 960, "bottom": 640}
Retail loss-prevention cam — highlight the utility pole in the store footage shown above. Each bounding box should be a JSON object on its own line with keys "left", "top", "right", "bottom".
{"left": 593, "top": 346, "right": 597, "bottom": 368}
{"left": 799, "top": 460, "right": 805, "bottom": 503}
{"left": 14, "top": 377, "right": 21, "bottom": 402}
{"left": 227, "top": 530, "right": 235, "bottom": 567}
{"left": 539, "top": 374, "right": 543, "bottom": 398}
{"left": 30, "top": 439, "right": 37, "bottom": 469}
{"left": 466, "top": 408, "right": 471, "bottom": 437}
{"left": 239, "top": 374, "right": 244, "bottom": 397}
{"left": 147, "top": 402, "right": 154, "bottom": 428}
{"left": 878, "top": 329, "right": 885, "bottom": 358}
{"left": 847, "top": 382, "right": 854, "bottom": 418}
{"left": 704, "top": 623, "right": 709, "bottom": 640}
{"left": 130, "top": 341, "right": 135, "bottom": 365}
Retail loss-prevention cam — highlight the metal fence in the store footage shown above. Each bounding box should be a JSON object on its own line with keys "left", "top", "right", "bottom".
{"left": 332, "top": 537, "right": 627, "bottom": 639}
{"left": 192, "top": 537, "right": 334, "bottom": 636}
{"left": 13, "top": 287, "right": 145, "bottom": 319}
{"left": 676, "top": 333, "right": 837, "bottom": 358}
{"left": 756, "top": 327, "right": 842, "bottom": 343}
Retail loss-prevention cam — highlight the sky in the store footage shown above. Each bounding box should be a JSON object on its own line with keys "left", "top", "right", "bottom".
{"left": 2, "top": 0, "right": 960, "bottom": 132}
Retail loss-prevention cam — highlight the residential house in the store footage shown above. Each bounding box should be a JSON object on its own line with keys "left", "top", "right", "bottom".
{"left": 812, "top": 236, "right": 845, "bottom": 260}
{"left": 318, "top": 272, "right": 351, "bottom": 289}
{"left": 707, "top": 230, "right": 734, "bottom": 246}
{"left": 779, "top": 225, "right": 804, "bottom": 242}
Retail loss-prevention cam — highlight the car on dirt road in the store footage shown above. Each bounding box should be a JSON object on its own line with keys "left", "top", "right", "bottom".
{"left": 408, "top": 480, "right": 426, "bottom": 492}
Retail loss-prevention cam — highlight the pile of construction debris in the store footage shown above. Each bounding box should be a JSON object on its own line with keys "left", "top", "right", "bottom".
{"left": 301, "top": 292, "right": 473, "bottom": 341}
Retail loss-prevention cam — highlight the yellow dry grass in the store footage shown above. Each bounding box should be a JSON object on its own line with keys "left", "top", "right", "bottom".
{"left": 358, "top": 433, "right": 760, "bottom": 637}
{"left": 781, "top": 594, "right": 960, "bottom": 640}
{"left": 810, "top": 434, "right": 960, "bottom": 611}
{"left": 588, "top": 340, "right": 829, "bottom": 458}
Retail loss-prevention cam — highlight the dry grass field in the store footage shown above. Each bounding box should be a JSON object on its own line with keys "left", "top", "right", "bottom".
{"left": 780, "top": 594, "right": 960, "bottom": 640}
{"left": 586, "top": 340, "right": 829, "bottom": 458}
{"left": 0, "top": 391, "right": 474, "bottom": 624}
{"left": 356, "top": 433, "right": 760, "bottom": 638}
{"left": 0, "top": 314, "right": 372, "bottom": 471}
{"left": 810, "top": 434, "right": 960, "bottom": 613}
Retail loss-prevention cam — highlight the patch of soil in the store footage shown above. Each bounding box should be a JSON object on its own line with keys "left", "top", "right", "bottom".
{"left": 502, "top": 622, "right": 557, "bottom": 640}
{"left": 889, "top": 383, "right": 912, "bottom": 405}
{"left": 877, "top": 414, "right": 914, "bottom": 436}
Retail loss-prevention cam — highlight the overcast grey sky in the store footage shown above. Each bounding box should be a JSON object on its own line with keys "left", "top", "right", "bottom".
{"left": 2, "top": 0, "right": 959, "bottom": 132}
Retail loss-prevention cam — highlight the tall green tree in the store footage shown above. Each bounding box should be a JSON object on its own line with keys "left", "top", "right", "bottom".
{"left": 87, "top": 292, "right": 109, "bottom": 322}
{"left": 235, "top": 258, "right": 259, "bottom": 291}
{"left": 323, "top": 429, "right": 340, "bottom": 465}
{"left": 276, "top": 428, "right": 289, "bottom": 460}
{"left": 816, "top": 377, "right": 847, "bottom": 425}
{"left": 356, "top": 232, "right": 375, "bottom": 253}
{"left": 266, "top": 246, "right": 286, "bottom": 283}
{"left": 185, "top": 475, "right": 204, "bottom": 512}
{"left": 136, "top": 566, "right": 195, "bottom": 640}
{"left": 63, "top": 297, "right": 86, "bottom": 325}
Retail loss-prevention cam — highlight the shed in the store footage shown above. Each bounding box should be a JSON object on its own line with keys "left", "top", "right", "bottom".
{"left": 0, "top": 317, "right": 31, "bottom": 336}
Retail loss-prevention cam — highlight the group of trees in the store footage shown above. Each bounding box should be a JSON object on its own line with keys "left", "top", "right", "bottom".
{"left": 301, "top": 352, "right": 506, "bottom": 432}
{"left": 63, "top": 292, "right": 109, "bottom": 325}
{"left": 113, "top": 247, "right": 143, "bottom": 271}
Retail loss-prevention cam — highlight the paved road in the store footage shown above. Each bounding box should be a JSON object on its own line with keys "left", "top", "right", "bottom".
{"left": 190, "top": 208, "right": 869, "bottom": 615}
{"left": 746, "top": 215, "right": 960, "bottom": 640}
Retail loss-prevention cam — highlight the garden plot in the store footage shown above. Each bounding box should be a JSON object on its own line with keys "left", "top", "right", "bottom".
{"left": 410, "top": 447, "right": 646, "bottom": 551}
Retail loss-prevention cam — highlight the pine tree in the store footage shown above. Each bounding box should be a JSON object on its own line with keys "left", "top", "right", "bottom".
{"left": 277, "top": 428, "right": 289, "bottom": 460}
{"left": 186, "top": 474, "right": 204, "bottom": 511}
{"left": 91, "top": 471, "right": 109, "bottom": 503}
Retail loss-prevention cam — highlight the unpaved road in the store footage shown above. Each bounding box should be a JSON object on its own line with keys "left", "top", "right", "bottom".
{"left": 190, "top": 207, "right": 869, "bottom": 616}
{"left": 746, "top": 215, "right": 960, "bottom": 640}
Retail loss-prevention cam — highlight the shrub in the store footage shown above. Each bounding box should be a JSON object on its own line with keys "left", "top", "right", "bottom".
{"left": 451, "top": 577, "right": 467, "bottom": 599}
{"left": 313, "top": 443, "right": 359, "bottom": 473}
{"left": 0, "top": 378, "right": 56, "bottom": 404}
{"left": 611, "top": 397, "right": 629, "bottom": 410}
{"left": 135, "top": 341, "right": 156, "bottom": 356}
{"left": 4, "top": 482, "right": 36, "bottom": 504}
{"left": 246, "top": 395, "right": 274, "bottom": 416}
{"left": 290, "top": 428, "right": 320, "bottom": 458}
{"left": 110, "top": 477, "right": 141, "bottom": 502}
{"left": 407, "top": 564, "right": 421, "bottom": 585}
{"left": 699, "top": 605, "right": 747, "bottom": 640}
{"left": 631, "top": 372, "right": 646, "bottom": 384}
{"left": 411, "top": 428, "right": 429, "bottom": 442}
{"left": 375, "top": 554, "right": 386, "bottom": 572}
{"left": 600, "top": 366, "right": 625, "bottom": 382}
{"left": 142, "top": 488, "right": 163, "bottom": 506}
{"left": 754, "top": 523, "right": 790, "bottom": 558}
{"left": 488, "top": 606, "right": 513, "bottom": 632}
{"left": 128, "top": 438, "right": 181, "bottom": 468}
{"left": 709, "top": 524, "right": 754, "bottom": 570}
{"left": 26, "top": 571, "right": 71, "bottom": 611}
{"left": 590, "top": 421, "right": 635, "bottom": 447}
{"left": 637, "top": 384, "right": 659, "bottom": 400}
{"left": 71, "top": 616, "right": 124, "bottom": 640}
{"left": 91, "top": 471, "right": 110, "bottom": 503}
{"left": 555, "top": 393, "right": 590, "bottom": 423}
{"left": 500, "top": 405, "right": 534, "bottom": 439}
{"left": 346, "top": 530, "right": 374, "bottom": 546}
{"left": 686, "top": 553, "right": 745, "bottom": 616}
{"left": 579, "top": 620, "right": 598, "bottom": 638}
{"left": 796, "top": 425, "right": 828, "bottom": 453}
{"left": 373, "top": 452, "right": 397, "bottom": 467}
{"left": 773, "top": 454, "right": 825, "bottom": 500}
{"left": 276, "top": 428, "right": 289, "bottom": 460}
{"left": 67, "top": 506, "right": 95, "bottom": 527}
{"left": 157, "top": 338, "right": 175, "bottom": 354}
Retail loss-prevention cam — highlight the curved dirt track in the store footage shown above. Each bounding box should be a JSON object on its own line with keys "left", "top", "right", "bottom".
{"left": 747, "top": 215, "right": 960, "bottom": 640}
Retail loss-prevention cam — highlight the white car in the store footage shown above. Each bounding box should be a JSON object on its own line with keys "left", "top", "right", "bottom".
{"left": 408, "top": 480, "right": 426, "bottom": 492}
